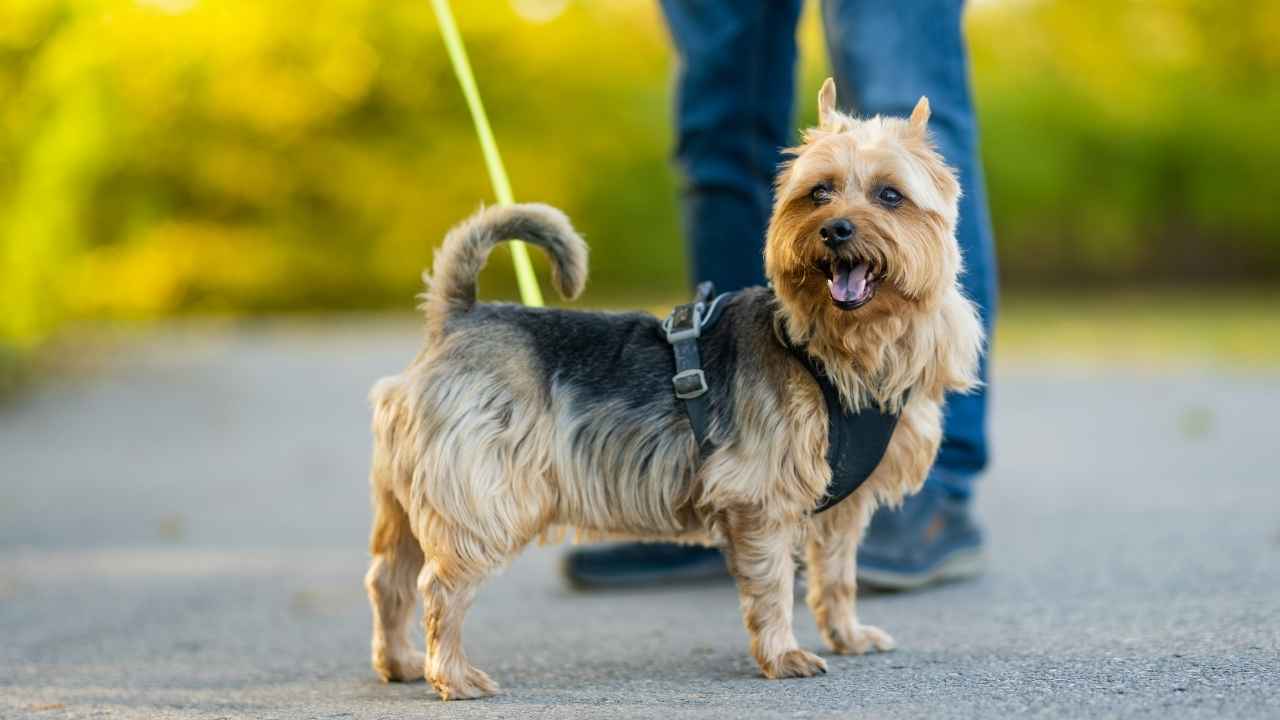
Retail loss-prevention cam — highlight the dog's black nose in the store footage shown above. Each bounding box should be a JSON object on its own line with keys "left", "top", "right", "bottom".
{"left": 820, "top": 218, "right": 855, "bottom": 247}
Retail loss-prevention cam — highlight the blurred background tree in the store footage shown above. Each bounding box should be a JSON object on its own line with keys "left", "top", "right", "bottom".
{"left": 2, "top": 0, "right": 1278, "bottom": 354}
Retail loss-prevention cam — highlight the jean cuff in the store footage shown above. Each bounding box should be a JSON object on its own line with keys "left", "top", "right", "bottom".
{"left": 924, "top": 466, "right": 978, "bottom": 502}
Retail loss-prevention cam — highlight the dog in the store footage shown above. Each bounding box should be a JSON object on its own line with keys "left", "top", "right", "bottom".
{"left": 364, "top": 78, "right": 983, "bottom": 700}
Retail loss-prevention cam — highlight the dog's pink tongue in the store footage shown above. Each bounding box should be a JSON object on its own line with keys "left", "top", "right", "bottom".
{"left": 829, "top": 261, "right": 870, "bottom": 303}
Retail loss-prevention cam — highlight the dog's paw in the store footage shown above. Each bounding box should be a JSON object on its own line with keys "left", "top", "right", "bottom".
{"left": 373, "top": 649, "right": 426, "bottom": 682}
{"left": 431, "top": 666, "right": 499, "bottom": 701}
{"left": 824, "top": 623, "right": 896, "bottom": 655}
{"left": 760, "top": 649, "right": 828, "bottom": 679}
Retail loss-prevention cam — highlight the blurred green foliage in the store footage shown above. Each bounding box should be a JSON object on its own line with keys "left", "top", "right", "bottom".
{"left": 2, "top": 0, "right": 1278, "bottom": 351}
{"left": 971, "top": 0, "right": 1280, "bottom": 286}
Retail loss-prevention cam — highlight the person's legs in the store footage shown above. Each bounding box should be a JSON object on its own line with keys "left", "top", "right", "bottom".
{"left": 822, "top": 0, "right": 998, "bottom": 587}
{"left": 663, "top": 0, "right": 805, "bottom": 291}
{"left": 563, "top": 0, "right": 803, "bottom": 589}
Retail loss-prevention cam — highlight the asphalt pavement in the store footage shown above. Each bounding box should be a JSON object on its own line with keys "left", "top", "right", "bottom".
{"left": 2, "top": 318, "right": 1277, "bottom": 719}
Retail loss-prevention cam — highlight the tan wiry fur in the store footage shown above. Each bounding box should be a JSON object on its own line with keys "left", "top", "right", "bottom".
{"left": 364, "top": 78, "right": 983, "bottom": 700}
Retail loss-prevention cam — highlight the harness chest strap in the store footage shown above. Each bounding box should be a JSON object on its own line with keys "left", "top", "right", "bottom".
{"left": 663, "top": 287, "right": 903, "bottom": 514}
{"left": 780, "top": 341, "right": 906, "bottom": 513}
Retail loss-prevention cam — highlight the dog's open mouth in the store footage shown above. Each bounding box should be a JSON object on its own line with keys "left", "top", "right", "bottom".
{"left": 818, "top": 257, "right": 880, "bottom": 310}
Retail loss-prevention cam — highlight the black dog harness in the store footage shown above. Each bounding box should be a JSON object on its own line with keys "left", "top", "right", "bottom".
{"left": 663, "top": 284, "right": 902, "bottom": 514}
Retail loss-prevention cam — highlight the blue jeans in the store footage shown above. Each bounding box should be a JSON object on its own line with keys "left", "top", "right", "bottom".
{"left": 660, "top": 0, "right": 997, "bottom": 497}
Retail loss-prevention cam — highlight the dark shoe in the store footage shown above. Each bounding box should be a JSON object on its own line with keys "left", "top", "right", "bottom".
{"left": 561, "top": 542, "right": 730, "bottom": 590}
{"left": 856, "top": 485, "right": 986, "bottom": 591}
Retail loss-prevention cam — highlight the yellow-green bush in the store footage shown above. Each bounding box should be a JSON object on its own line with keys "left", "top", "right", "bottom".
{"left": 1, "top": 0, "right": 1278, "bottom": 351}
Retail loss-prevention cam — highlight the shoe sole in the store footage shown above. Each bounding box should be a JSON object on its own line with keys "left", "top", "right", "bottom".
{"left": 856, "top": 548, "right": 986, "bottom": 592}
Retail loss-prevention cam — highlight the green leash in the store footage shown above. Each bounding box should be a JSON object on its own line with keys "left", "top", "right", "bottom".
{"left": 430, "top": 0, "right": 544, "bottom": 307}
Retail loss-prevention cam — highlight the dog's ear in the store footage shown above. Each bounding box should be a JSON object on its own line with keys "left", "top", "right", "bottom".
{"left": 818, "top": 77, "right": 838, "bottom": 130}
{"left": 909, "top": 96, "right": 931, "bottom": 132}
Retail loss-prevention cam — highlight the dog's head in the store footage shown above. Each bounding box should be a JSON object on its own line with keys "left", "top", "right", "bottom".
{"left": 766, "top": 79, "right": 978, "bottom": 402}
{"left": 766, "top": 78, "right": 962, "bottom": 323}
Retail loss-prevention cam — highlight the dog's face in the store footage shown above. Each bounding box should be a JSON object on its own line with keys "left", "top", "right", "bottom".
{"left": 766, "top": 79, "right": 962, "bottom": 326}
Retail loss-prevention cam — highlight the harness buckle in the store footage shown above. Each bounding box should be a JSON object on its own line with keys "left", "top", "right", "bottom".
{"left": 664, "top": 302, "right": 704, "bottom": 343}
{"left": 672, "top": 368, "right": 708, "bottom": 399}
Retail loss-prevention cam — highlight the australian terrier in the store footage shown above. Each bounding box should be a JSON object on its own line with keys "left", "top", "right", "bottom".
{"left": 364, "top": 78, "right": 983, "bottom": 700}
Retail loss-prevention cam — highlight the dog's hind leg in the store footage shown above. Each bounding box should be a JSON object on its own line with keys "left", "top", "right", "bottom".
{"left": 365, "top": 486, "right": 427, "bottom": 682}
{"left": 418, "top": 524, "right": 504, "bottom": 701}
{"left": 398, "top": 369, "right": 551, "bottom": 699}
{"left": 722, "top": 509, "right": 828, "bottom": 679}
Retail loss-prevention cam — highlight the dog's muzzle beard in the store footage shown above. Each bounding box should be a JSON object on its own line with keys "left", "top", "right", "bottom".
{"left": 816, "top": 254, "right": 882, "bottom": 311}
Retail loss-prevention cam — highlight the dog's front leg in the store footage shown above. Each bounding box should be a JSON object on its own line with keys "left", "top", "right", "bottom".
{"left": 804, "top": 496, "right": 895, "bottom": 655}
{"left": 722, "top": 509, "right": 827, "bottom": 679}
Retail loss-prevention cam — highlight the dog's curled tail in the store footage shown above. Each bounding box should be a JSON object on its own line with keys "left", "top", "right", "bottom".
{"left": 421, "top": 203, "right": 587, "bottom": 336}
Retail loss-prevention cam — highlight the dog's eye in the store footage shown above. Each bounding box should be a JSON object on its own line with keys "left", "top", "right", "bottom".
{"left": 877, "top": 186, "right": 904, "bottom": 208}
{"left": 809, "top": 183, "right": 834, "bottom": 205}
